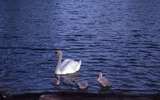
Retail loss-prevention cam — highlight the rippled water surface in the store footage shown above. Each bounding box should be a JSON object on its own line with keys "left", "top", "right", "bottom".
{"left": 0, "top": 0, "right": 160, "bottom": 94}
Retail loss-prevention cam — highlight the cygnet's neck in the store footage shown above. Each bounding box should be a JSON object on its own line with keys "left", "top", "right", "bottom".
{"left": 98, "top": 72, "right": 103, "bottom": 80}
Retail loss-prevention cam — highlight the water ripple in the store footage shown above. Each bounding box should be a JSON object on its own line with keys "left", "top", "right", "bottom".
{"left": 0, "top": 0, "right": 160, "bottom": 95}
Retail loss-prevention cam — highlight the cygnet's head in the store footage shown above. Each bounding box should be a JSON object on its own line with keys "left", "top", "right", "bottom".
{"left": 97, "top": 72, "right": 103, "bottom": 80}
{"left": 53, "top": 76, "right": 60, "bottom": 85}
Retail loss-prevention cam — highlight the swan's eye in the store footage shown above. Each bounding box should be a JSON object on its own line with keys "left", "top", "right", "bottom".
{"left": 56, "top": 52, "right": 59, "bottom": 55}
{"left": 55, "top": 51, "right": 58, "bottom": 54}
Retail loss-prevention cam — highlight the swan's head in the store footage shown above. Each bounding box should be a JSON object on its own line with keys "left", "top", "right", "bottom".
{"left": 55, "top": 49, "right": 63, "bottom": 58}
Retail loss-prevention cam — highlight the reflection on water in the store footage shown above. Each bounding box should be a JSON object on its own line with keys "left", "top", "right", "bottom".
{"left": 0, "top": 0, "right": 160, "bottom": 95}
{"left": 58, "top": 72, "right": 80, "bottom": 86}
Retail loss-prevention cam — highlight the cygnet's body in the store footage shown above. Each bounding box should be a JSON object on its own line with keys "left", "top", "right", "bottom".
{"left": 97, "top": 72, "right": 111, "bottom": 87}
{"left": 77, "top": 81, "right": 88, "bottom": 90}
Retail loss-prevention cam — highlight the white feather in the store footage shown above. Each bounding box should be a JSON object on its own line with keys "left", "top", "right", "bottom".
{"left": 55, "top": 53, "right": 81, "bottom": 75}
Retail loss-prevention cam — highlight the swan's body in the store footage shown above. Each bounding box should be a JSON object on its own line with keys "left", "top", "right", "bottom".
{"left": 97, "top": 72, "right": 111, "bottom": 87}
{"left": 55, "top": 50, "right": 81, "bottom": 75}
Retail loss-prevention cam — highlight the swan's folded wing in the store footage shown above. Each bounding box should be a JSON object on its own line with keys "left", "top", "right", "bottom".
{"left": 59, "top": 59, "right": 73, "bottom": 71}
{"left": 60, "top": 59, "right": 81, "bottom": 74}
{"left": 74, "top": 60, "right": 81, "bottom": 71}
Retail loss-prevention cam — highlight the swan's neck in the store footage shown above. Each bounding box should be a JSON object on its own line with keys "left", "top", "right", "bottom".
{"left": 56, "top": 52, "right": 62, "bottom": 67}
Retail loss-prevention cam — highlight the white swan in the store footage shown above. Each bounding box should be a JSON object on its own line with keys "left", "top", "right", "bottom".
{"left": 55, "top": 49, "right": 81, "bottom": 75}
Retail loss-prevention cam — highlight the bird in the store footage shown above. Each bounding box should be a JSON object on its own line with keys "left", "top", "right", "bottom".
{"left": 97, "top": 72, "right": 111, "bottom": 87}
{"left": 54, "top": 49, "right": 81, "bottom": 75}
{"left": 77, "top": 81, "right": 88, "bottom": 90}
{"left": 53, "top": 75, "right": 60, "bottom": 85}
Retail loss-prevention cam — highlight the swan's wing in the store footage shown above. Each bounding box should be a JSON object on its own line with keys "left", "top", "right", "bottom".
{"left": 60, "top": 59, "right": 81, "bottom": 74}
{"left": 68, "top": 60, "right": 81, "bottom": 72}
{"left": 74, "top": 60, "right": 81, "bottom": 71}
{"left": 59, "top": 59, "right": 73, "bottom": 71}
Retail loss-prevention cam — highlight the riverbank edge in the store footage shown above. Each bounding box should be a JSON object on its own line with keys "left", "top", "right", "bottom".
{"left": 1, "top": 91, "right": 160, "bottom": 100}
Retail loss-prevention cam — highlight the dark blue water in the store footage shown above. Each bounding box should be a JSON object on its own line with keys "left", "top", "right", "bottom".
{"left": 0, "top": 0, "right": 160, "bottom": 95}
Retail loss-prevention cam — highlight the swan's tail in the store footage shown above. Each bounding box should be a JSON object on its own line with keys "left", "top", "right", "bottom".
{"left": 76, "top": 60, "right": 81, "bottom": 72}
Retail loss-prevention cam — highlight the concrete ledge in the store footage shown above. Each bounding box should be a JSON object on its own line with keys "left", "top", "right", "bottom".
{"left": 2, "top": 92, "right": 160, "bottom": 100}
